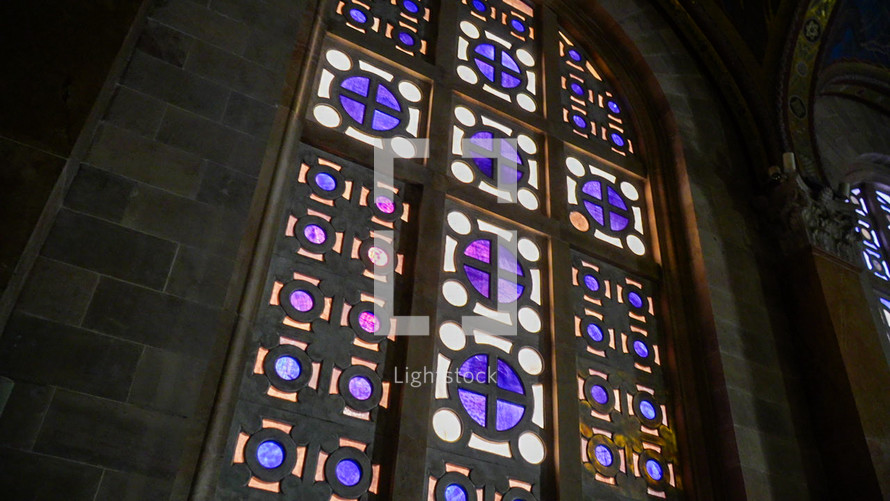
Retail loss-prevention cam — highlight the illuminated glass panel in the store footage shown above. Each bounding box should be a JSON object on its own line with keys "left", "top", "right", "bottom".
{"left": 455, "top": 0, "right": 538, "bottom": 112}
{"left": 851, "top": 187, "right": 890, "bottom": 281}
{"left": 333, "top": 0, "right": 433, "bottom": 57}
{"left": 222, "top": 146, "right": 413, "bottom": 497}
{"left": 450, "top": 100, "right": 542, "bottom": 210}
{"left": 558, "top": 30, "right": 635, "bottom": 156}
{"left": 426, "top": 203, "right": 548, "bottom": 498}
{"left": 571, "top": 252, "right": 679, "bottom": 499}
{"left": 566, "top": 153, "right": 647, "bottom": 256}
{"left": 310, "top": 42, "right": 427, "bottom": 155}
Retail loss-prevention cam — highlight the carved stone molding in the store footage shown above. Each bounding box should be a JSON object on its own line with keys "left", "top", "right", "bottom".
{"left": 761, "top": 173, "right": 860, "bottom": 263}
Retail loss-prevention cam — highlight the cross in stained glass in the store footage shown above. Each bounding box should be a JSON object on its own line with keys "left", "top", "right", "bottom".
{"left": 460, "top": 238, "right": 528, "bottom": 304}
{"left": 472, "top": 43, "right": 524, "bottom": 89}
{"left": 578, "top": 179, "right": 631, "bottom": 233}
{"left": 464, "top": 132, "right": 524, "bottom": 185}
{"left": 456, "top": 353, "right": 529, "bottom": 433}
{"left": 338, "top": 75, "right": 405, "bottom": 132}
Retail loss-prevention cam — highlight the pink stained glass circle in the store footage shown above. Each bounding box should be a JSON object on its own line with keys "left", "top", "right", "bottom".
{"left": 375, "top": 195, "right": 396, "bottom": 214}
{"left": 358, "top": 311, "right": 380, "bottom": 333}
{"left": 303, "top": 224, "right": 327, "bottom": 245}
{"left": 289, "top": 290, "right": 314, "bottom": 312}
{"left": 367, "top": 246, "right": 389, "bottom": 267}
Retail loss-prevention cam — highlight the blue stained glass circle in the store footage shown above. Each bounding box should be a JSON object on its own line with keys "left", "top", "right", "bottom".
{"left": 633, "top": 340, "right": 649, "bottom": 358}
{"left": 348, "top": 375, "right": 373, "bottom": 401}
{"left": 568, "top": 49, "right": 582, "bottom": 62}
{"left": 398, "top": 31, "right": 416, "bottom": 46}
{"left": 336, "top": 458, "right": 362, "bottom": 486}
{"left": 257, "top": 440, "right": 285, "bottom": 469}
{"left": 640, "top": 399, "right": 657, "bottom": 420}
{"left": 571, "top": 114, "right": 588, "bottom": 129}
{"left": 594, "top": 444, "right": 613, "bottom": 466}
{"left": 401, "top": 0, "right": 420, "bottom": 13}
{"left": 471, "top": 0, "right": 486, "bottom": 12}
{"left": 570, "top": 81, "right": 584, "bottom": 96}
{"left": 591, "top": 384, "right": 609, "bottom": 404}
{"left": 628, "top": 291, "right": 644, "bottom": 308}
{"left": 444, "top": 484, "right": 468, "bottom": 501}
{"left": 646, "top": 458, "right": 664, "bottom": 480}
{"left": 510, "top": 18, "right": 526, "bottom": 32}
{"left": 275, "top": 356, "right": 301, "bottom": 381}
{"left": 583, "top": 274, "right": 599, "bottom": 291}
{"left": 315, "top": 172, "right": 337, "bottom": 191}
{"left": 348, "top": 8, "right": 367, "bottom": 23}
{"left": 587, "top": 323, "right": 604, "bottom": 342}
{"left": 610, "top": 133, "right": 626, "bottom": 147}
{"left": 607, "top": 100, "right": 621, "bottom": 113}
{"left": 289, "top": 289, "right": 314, "bottom": 312}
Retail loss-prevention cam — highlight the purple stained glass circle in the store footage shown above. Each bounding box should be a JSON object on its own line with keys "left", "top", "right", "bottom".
{"left": 458, "top": 354, "right": 488, "bottom": 383}
{"left": 570, "top": 81, "right": 584, "bottom": 96}
{"left": 375, "top": 195, "right": 396, "bottom": 214}
{"left": 348, "top": 375, "right": 373, "bottom": 400}
{"left": 591, "top": 384, "right": 609, "bottom": 404}
{"left": 594, "top": 444, "right": 613, "bottom": 467}
{"left": 610, "top": 133, "right": 626, "bottom": 147}
{"left": 289, "top": 290, "right": 314, "bottom": 312}
{"left": 336, "top": 458, "right": 362, "bottom": 486}
{"left": 496, "top": 359, "right": 524, "bottom": 394}
{"left": 471, "top": 0, "right": 486, "bottom": 12}
{"left": 646, "top": 458, "right": 664, "bottom": 480}
{"left": 398, "top": 31, "right": 416, "bottom": 46}
{"left": 444, "top": 484, "right": 468, "bottom": 501}
{"left": 568, "top": 49, "right": 582, "bottom": 62}
{"left": 341, "top": 76, "right": 370, "bottom": 97}
{"left": 303, "top": 224, "right": 327, "bottom": 244}
{"left": 607, "top": 100, "right": 621, "bottom": 114}
{"left": 583, "top": 274, "right": 599, "bottom": 291}
{"left": 628, "top": 291, "right": 644, "bottom": 308}
{"left": 640, "top": 399, "right": 657, "bottom": 420}
{"left": 401, "top": 0, "right": 420, "bottom": 13}
{"left": 633, "top": 340, "right": 649, "bottom": 358}
{"left": 496, "top": 399, "right": 525, "bottom": 431}
{"left": 571, "top": 114, "right": 587, "bottom": 129}
{"left": 315, "top": 172, "right": 337, "bottom": 191}
{"left": 257, "top": 441, "right": 285, "bottom": 469}
{"left": 358, "top": 311, "right": 380, "bottom": 333}
{"left": 587, "top": 323, "right": 604, "bottom": 342}
{"left": 275, "top": 356, "right": 301, "bottom": 381}
{"left": 458, "top": 388, "right": 487, "bottom": 426}
{"left": 510, "top": 18, "right": 526, "bottom": 33}
{"left": 348, "top": 8, "right": 367, "bottom": 23}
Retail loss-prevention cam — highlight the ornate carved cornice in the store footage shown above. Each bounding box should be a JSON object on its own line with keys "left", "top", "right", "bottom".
{"left": 761, "top": 171, "right": 860, "bottom": 264}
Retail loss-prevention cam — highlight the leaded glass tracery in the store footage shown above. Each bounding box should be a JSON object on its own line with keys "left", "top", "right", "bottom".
{"left": 332, "top": 0, "right": 433, "bottom": 58}
{"left": 851, "top": 187, "right": 890, "bottom": 281}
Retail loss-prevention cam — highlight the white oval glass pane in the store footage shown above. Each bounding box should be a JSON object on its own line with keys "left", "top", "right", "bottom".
{"left": 454, "top": 106, "right": 476, "bottom": 127}
{"left": 518, "top": 189, "right": 539, "bottom": 210}
{"left": 517, "top": 238, "right": 540, "bottom": 261}
{"left": 451, "top": 161, "right": 475, "bottom": 183}
{"left": 439, "top": 322, "right": 467, "bottom": 351}
{"left": 459, "top": 21, "right": 480, "bottom": 38}
{"left": 517, "top": 134, "right": 536, "bottom": 154}
{"left": 457, "top": 65, "right": 479, "bottom": 85}
{"left": 518, "top": 347, "right": 543, "bottom": 375}
{"left": 313, "top": 104, "right": 341, "bottom": 128}
{"left": 518, "top": 432, "right": 545, "bottom": 464}
{"left": 433, "top": 408, "right": 463, "bottom": 442}
{"left": 325, "top": 49, "right": 351, "bottom": 71}
{"left": 443, "top": 280, "right": 469, "bottom": 307}
{"left": 518, "top": 307, "right": 541, "bottom": 333}
{"left": 517, "top": 93, "right": 536, "bottom": 112}
{"left": 398, "top": 81, "right": 423, "bottom": 103}
{"left": 447, "top": 211, "right": 472, "bottom": 235}
{"left": 391, "top": 137, "right": 416, "bottom": 158}
{"left": 515, "top": 48, "right": 535, "bottom": 67}
{"left": 621, "top": 181, "right": 640, "bottom": 201}
{"left": 566, "top": 156, "right": 585, "bottom": 177}
{"left": 627, "top": 235, "right": 646, "bottom": 256}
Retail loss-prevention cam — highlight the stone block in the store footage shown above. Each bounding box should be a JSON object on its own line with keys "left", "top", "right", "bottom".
{"left": 196, "top": 160, "right": 257, "bottom": 213}
{"left": 121, "top": 183, "right": 247, "bottom": 255}
{"left": 83, "top": 277, "right": 221, "bottom": 358}
{"left": 128, "top": 346, "right": 208, "bottom": 417}
{"left": 156, "top": 106, "right": 245, "bottom": 163}
{"left": 226, "top": 133, "right": 268, "bottom": 177}
{"left": 104, "top": 86, "right": 166, "bottom": 137}
{"left": 165, "top": 245, "right": 236, "bottom": 306}
{"left": 64, "top": 164, "right": 135, "bottom": 222}
{"left": 186, "top": 41, "right": 280, "bottom": 104}
{"left": 121, "top": 50, "right": 229, "bottom": 120}
{"left": 136, "top": 19, "right": 194, "bottom": 67}
{"left": 0, "top": 381, "right": 53, "bottom": 449}
{"left": 0, "top": 312, "right": 141, "bottom": 401}
{"left": 15, "top": 256, "right": 99, "bottom": 324}
{"left": 0, "top": 447, "right": 102, "bottom": 500}
{"left": 222, "top": 91, "right": 276, "bottom": 138}
{"left": 41, "top": 209, "right": 177, "bottom": 290}
{"left": 94, "top": 469, "right": 174, "bottom": 501}
{"left": 242, "top": 28, "right": 298, "bottom": 70}
{"left": 34, "top": 389, "right": 189, "bottom": 478}
{"left": 86, "top": 123, "right": 203, "bottom": 197}
{"left": 149, "top": 0, "right": 251, "bottom": 54}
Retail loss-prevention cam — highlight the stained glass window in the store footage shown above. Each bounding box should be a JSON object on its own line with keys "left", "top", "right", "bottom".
{"left": 557, "top": 30, "right": 635, "bottom": 156}
{"left": 220, "top": 147, "right": 411, "bottom": 498}
{"left": 331, "top": 0, "right": 433, "bottom": 58}
{"left": 851, "top": 187, "right": 890, "bottom": 281}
